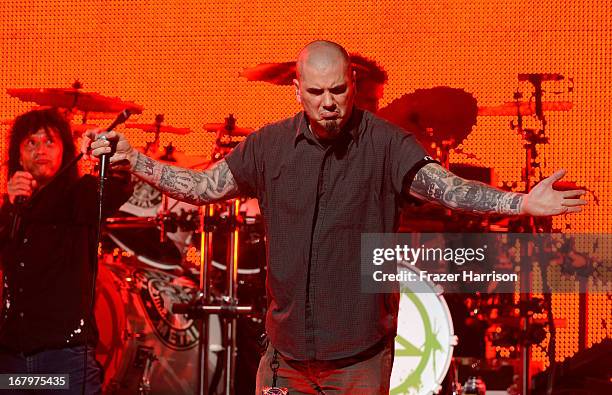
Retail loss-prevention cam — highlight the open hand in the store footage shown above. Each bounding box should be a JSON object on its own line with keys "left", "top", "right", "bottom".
{"left": 522, "top": 169, "right": 588, "bottom": 216}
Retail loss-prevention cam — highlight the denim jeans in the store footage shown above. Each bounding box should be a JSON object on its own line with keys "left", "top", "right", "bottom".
{"left": 0, "top": 345, "right": 102, "bottom": 394}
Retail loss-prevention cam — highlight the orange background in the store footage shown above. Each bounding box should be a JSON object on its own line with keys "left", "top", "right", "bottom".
{"left": 1, "top": 0, "right": 610, "bottom": 365}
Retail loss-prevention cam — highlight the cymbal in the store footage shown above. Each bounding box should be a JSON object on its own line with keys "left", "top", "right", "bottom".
{"left": 149, "top": 143, "right": 210, "bottom": 168}
{"left": 477, "top": 101, "right": 573, "bottom": 116}
{"left": 240, "top": 61, "right": 295, "bottom": 85}
{"left": 7, "top": 87, "right": 144, "bottom": 114}
{"left": 126, "top": 123, "right": 192, "bottom": 135}
{"left": 204, "top": 123, "right": 254, "bottom": 137}
{"left": 204, "top": 114, "right": 254, "bottom": 136}
{"left": 240, "top": 53, "right": 387, "bottom": 86}
{"left": 377, "top": 86, "right": 478, "bottom": 149}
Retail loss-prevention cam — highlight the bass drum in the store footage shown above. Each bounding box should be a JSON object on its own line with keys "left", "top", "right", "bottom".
{"left": 95, "top": 259, "right": 221, "bottom": 394}
{"left": 391, "top": 265, "right": 457, "bottom": 395}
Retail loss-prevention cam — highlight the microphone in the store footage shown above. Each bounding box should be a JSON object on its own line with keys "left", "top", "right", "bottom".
{"left": 99, "top": 109, "right": 132, "bottom": 182}
{"left": 518, "top": 73, "right": 564, "bottom": 82}
{"left": 105, "top": 109, "right": 132, "bottom": 133}
{"left": 98, "top": 109, "right": 132, "bottom": 219}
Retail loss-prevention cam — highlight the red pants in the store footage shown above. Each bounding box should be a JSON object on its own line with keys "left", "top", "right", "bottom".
{"left": 255, "top": 339, "right": 394, "bottom": 395}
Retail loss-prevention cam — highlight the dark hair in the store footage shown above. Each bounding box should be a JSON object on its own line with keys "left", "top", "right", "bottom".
{"left": 8, "top": 108, "right": 78, "bottom": 180}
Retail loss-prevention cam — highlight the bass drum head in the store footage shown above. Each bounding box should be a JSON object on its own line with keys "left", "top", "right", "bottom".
{"left": 391, "top": 265, "right": 457, "bottom": 395}
{"left": 95, "top": 262, "right": 221, "bottom": 394}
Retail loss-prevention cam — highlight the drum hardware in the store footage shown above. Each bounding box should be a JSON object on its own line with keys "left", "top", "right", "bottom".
{"left": 462, "top": 376, "right": 486, "bottom": 395}
{"left": 477, "top": 101, "right": 572, "bottom": 117}
{"left": 132, "top": 346, "right": 157, "bottom": 395}
{"left": 502, "top": 71, "right": 576, "bottom": 395}
{"left": 172, "top": 200, "right": 254, "bottom": 395}
{"left": 126, "top": 114, "right": 193, "bottom": 156}
{"left": 204, "top": 115, "right": 254, "bottom": 162}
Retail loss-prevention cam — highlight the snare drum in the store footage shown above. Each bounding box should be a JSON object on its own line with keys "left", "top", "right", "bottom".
{"left": 391, "top": 265, "right": 457, "bottom": 395}
{"left": 95, "top": 260, "right": 221, "bottom": 394}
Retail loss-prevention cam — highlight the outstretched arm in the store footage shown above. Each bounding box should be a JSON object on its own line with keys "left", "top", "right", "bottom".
{"left": 132, "top": 153, "right": 238, "bottom": 205}
{"left": 409, "top": 163, "right": 586, "bottom": 216}
{"left": 87, "top": 130, "right": 239, "bottom": 205}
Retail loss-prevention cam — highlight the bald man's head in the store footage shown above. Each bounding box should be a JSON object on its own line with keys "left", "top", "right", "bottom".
{"left": 293, "top": 41, "right": 356, "bottom": 141}
{"left": 296, "top": 41, "right": 352, "bottom": 81}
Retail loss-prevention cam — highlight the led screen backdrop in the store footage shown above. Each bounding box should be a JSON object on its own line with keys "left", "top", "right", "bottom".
{"left": 1, "top": 0, "right": 610, "bottom": 366}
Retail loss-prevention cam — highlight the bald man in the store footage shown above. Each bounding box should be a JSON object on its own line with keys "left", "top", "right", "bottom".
{"left": 89, "top": 40, "right": 586, "bottom": 394}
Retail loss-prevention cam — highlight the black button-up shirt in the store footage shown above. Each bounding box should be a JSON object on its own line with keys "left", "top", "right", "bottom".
{"left": 0, "top": 172, "right": 132, "bottom": 354}
{"left": 225, "top": 109, "right": 431, "bottom": 360}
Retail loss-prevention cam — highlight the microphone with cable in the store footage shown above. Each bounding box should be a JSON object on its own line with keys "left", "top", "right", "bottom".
{"left": 98, "top": 109, "right": 132, "bottom": 187}
{"left": 84, "top": 108, "right": 132, "bottom": 395}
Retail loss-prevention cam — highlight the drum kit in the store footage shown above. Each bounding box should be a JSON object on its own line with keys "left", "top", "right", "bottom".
{"left": 3, "top": 62, "right": 586, "bottom": 395}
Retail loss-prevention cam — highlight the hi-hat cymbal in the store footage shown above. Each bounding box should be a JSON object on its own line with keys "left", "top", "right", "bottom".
{"left": 477, "top": 101, "right": 573, "bottom": 116}
{"left": 7, "top": 87, "right": 144, "bottom": 114}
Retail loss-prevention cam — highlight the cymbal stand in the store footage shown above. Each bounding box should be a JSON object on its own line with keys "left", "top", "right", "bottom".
{"left": 223, "top": 199, "right": 241, "bottom": 394}
{"left": 510, "top": 80, "right": 553, "bottom": 395}
{"left": 173, "top": 201, "right": 252, "bottom": 395}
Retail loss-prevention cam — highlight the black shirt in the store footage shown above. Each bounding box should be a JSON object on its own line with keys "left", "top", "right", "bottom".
{"left": 0, "top": 171, "right": 132, "bottom": 354}
{"left": 225, "top": 109, "right": 432, "bottom": 360}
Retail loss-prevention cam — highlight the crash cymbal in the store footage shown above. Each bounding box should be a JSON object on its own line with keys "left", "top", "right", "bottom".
{"left": 7, "top": 87, "right": 144, "bottom": 114}
{"left": 126, "top": 123, "right": 192, "bottom": 135}
{"left": 204, "top": 114, "right": 254, "bottom": 136}
{"left": 377, "top": 86, "right": 478, "bottom": 150}
{"left": 240, "top": 53, "right": 387, "bottom": 86}
{"left": 240, "top": 61, "right": 295, "bottom": 85}
{"left": 477, "top": 101, "right": 573, "bottom": 116}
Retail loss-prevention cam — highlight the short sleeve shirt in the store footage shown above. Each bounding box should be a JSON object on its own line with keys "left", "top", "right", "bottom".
{"left": 225, "top": 109, "right": 432, "bottom": 360}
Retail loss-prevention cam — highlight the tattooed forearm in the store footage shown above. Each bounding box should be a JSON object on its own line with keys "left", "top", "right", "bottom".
{"left": 134, "top": 152, "right": 156, "bottom": 176}
{"left": 409, "top": 163, "right": 524, "bottom": 215}
{"left": 132, "top": 152, "right": 238, "bottom": 205}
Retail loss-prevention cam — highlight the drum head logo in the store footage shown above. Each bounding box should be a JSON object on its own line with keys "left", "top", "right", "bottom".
{"left": 134, "top": 269, "right": 199, "bottom": 350}
{"left": 390, "top": 282, "right": 455, "bottom": 395}
{"left": 125, "top": 181, "right": 163, "bottom": 212}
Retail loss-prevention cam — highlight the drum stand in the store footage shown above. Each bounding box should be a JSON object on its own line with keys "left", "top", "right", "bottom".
{"left": 510, "top": 79, "right": 556, "bottom": 395}
{"left": 173, "top": 200, "right": 252, "bottom": 395}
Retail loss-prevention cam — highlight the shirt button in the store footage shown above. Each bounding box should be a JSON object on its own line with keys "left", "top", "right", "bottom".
{"left": 18, "top": 288, "right": 23, "bottom": 293}
{"left": 19, "top": 312, "right": 24, "bottom": 318}
{"left": 19, "top": 262, "right": 25, "bottom": 268}
{"left": 23, "top": 238, "right": 28, "bottom": 244}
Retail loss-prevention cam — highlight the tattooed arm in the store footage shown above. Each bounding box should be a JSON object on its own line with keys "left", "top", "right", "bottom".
{"left": 132, "top": 152, "right": 239, "bottom": 205}
{"left": 86, "top": 130, "right": 239, "bottom": 205}
{"left": 409, "top": 163, "right": 587, "bottom": 216}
